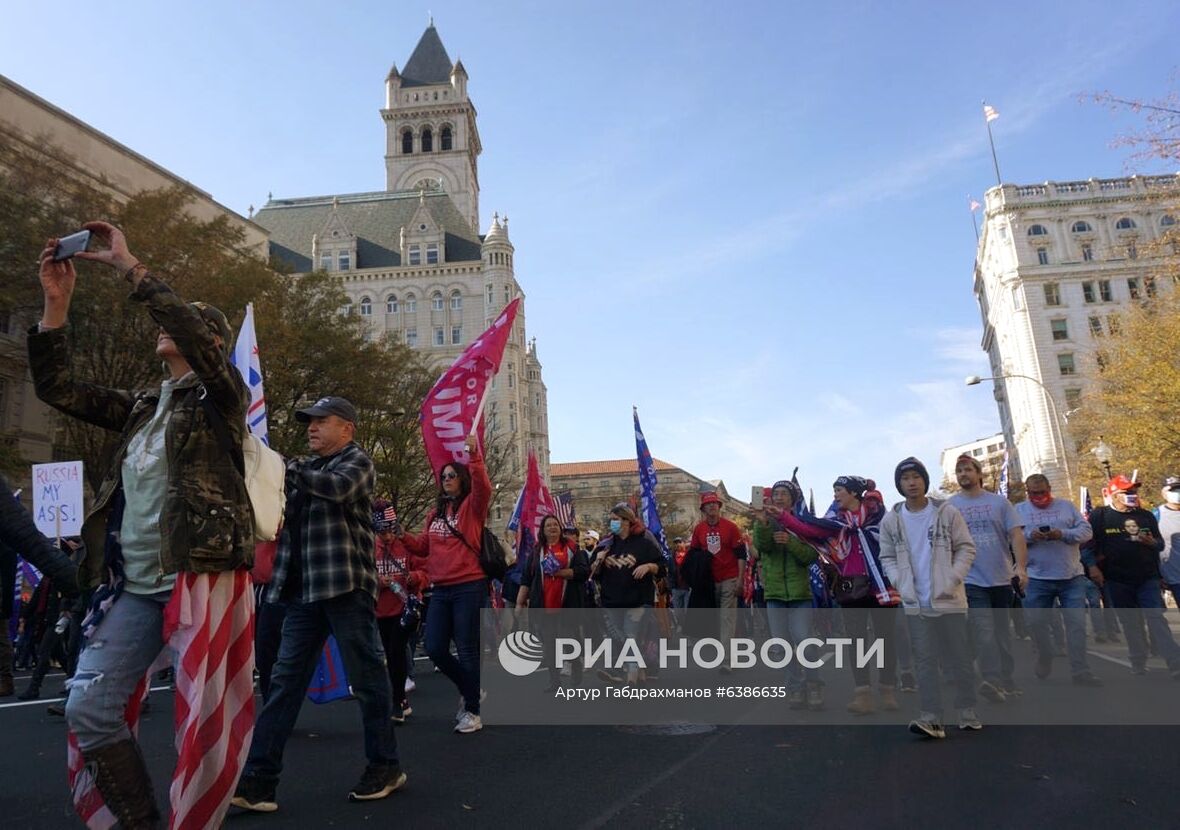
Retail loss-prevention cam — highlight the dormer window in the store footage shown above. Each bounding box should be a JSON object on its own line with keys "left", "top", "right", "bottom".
{"left": 338, "top": 251, "right": 350, "bottom": 271}
{"left": 426, "top": 242, "right": 439, "bottom": 264}
{"left": 319, "top": 251, "right": 333, "bottom": 271}
{"left": 409, "top": 245, "right": 421, "bottom": 266}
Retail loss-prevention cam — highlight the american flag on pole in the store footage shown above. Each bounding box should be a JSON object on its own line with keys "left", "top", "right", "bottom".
{"left": 969, "top": 197, "right": 981, "bottom": 212}
{"left": 983, "top": 103, "right": 999, "bottom": 122}
{"left": 68, "top": 571, "right": 255, "bottom": 829}
{"left": 554, "top": 491, "right": 577, "bottom": 530}
{"left": 229, "top": 303, "right": 269, "bottom": 444}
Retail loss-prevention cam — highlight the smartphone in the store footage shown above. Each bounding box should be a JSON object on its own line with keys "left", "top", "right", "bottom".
{"left": 52, "top": 230, "right": 91, "bottom": 262}
{"left": 751, "top": 486, "right": 764, "bottom": 510}
{"left": 1039, "top": 525, "right": 1051, "bottom": 534}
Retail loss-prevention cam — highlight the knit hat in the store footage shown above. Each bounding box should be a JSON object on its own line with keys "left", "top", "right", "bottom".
{"left": 956, "top": 453, "right": 983, "bottom": 474}
{"left": 700, "top": 491, "right": 722, "bottom": 509}
{"left": 833, "top": 475, "right": 870, "bottom": 498}
{"left": 771, "top": 479, "right": 802, "bottom": 504}
{"left": 894, "top": 457, "right": 930, "bottom": 494}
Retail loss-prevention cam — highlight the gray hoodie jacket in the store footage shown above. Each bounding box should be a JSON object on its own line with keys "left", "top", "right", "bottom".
{"left": 879, "top": 497, "right": 976, "bottom": 614}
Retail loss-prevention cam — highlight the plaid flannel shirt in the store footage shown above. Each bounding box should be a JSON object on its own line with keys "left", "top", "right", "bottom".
{"left": 267, "top": 441, "right": 378, "bottom": 604}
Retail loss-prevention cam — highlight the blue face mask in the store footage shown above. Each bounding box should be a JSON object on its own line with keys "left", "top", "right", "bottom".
{"left": 609, "top": 519, "right": 623, "bottom": 535}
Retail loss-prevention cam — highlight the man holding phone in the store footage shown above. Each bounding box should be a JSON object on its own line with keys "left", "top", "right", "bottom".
{"left": 1014, "top": 475, "right": 1101, "bottom": 686}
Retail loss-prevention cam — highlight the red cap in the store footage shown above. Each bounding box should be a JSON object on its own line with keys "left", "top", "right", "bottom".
{"left": 700, "top": 491, "right": 722, "bottom": 509}
{"left": 1107, "top": 474, "right": 1141, "bottom": 493}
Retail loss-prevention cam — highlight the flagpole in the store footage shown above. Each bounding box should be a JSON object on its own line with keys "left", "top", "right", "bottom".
{"left": 983, "top": 99, "right": 1002, "bottom": 187}
{"left": 970, "top": 201, "right": 979, "bottom": 242}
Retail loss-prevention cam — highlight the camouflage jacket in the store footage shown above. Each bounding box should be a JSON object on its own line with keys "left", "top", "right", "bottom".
{"left": 27, "top": 273, "right": 253, "bottom": 591}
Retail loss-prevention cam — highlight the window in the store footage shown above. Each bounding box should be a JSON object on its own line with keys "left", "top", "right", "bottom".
{"left": 508, "top": 367, "right": 515, "bottom": 388}
{"left": 1081, "top": 244, "right": 1093, "bottom": 261}
{"left": 450, "top": 291, "right": 462, "bottom": 310}
{"left": 1126, "top": 243, "right": 1137, "bottom": 260}
{"left": 973, "top": 448, "right": 984, "bottom": 457}
{"left": 319, "top": 251, "right": 333, "bottom": 271}
{"left": 1082, "top": 281, "right": 1096, "bottom": 303}
{"left": 1115, "top": 217, "right": 1137, "bottom": 230}
{"left": 1146, "top": 276, "right": 1157, "bottom": 298}
{"left": 986, "top": 444, "right": 999, "bottom": 453}
{"left": 504, "top": 286, "right": 511, "bottom": 304}
{"left": 405, "top": 293, "right": 417, "bottom": 313}
{"left": 431, "top": 291, "right": 444, "bottom": 311}
{"left": 341, "top": 301, "right": 353, "bottom": 316}
{"left": 1064, "top": 388, "right": 1082, "bottom": 409}
{"left": 1127, "top": 278, "right": 1140, "bottom": 300}
{"left": 359, "top": 297, "right": 372, "bottom": 316}
{"left": 1107, "top": 315, "right": 1121, "bottom": 335}
{"left": 1011, "top": 286, "right": 1023, "bottom": 310}
{"left": 1071, "top": 220, "right": 1092, "bottom": 233}
{"left": 1036, "top": 247, "right": 1049, "bottom": 265}
{"left": 1042, "top": 283, "right": 1061, "bottom": 306}
{"left": 433, "top": 326, "right": 444, "bottom": 346}
{"left": 486, "top": 284, "right": 494, "bottom": 304}
{"left": 421, "top": 127, "right": 433, "bottom": 152}
{"left": 1027, "top": 224, "right": 1048, "bottom": 236}
{"left": 1099, "top": 280, "right": 1112, "bottom": 302}
{"left": 1088, "top": 316, "right": 1103, "bottom": 337}
{"left": 405, "top": 327, "right": 417, "bottom": 347}
{"left": 509, "top": 412, "right": 516, "bottom": 432}
{"left": 1162, "top": 214, "right": 1177, "bottom": 227}
{"left": 401, "top": 129, "right": 413, "bottom": 154}
{"left": 426, "top": 243, "right": 439, "bottom": 265}
{"left": 1057, "top": 353, "right": 1076, "bottom": 376}
{"left": 441, "top": 125, "right": 453, "bottom": 151}
{"left": 1050, "top": 319, "right": 1069, "bottom": 341}
{"left": 408, "top": 245, "right": 421, "bottom": 266}
{"left": 386, "top": 295, "right": 399, "bottom": 314}
{"left": 451, "top": 325, "right": 462, "bottom": 344}
{"left": 338, "top": 251, "right": 350, "bottom": 271}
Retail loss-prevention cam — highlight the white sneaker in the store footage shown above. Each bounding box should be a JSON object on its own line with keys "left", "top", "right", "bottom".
{"left": 958, "top": 708, "right": 983, "bottom": 731}
{"left": 454, "top": 711, "right": 483, "bottom": 733}
{"left": 455, "top": 689, "right": 487, "bottom": 721}
{"left": 405, "top": 678, "right": 416, "bottom": 693}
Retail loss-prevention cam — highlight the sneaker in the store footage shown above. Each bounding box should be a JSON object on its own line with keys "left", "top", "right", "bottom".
{"left": 232, "top": 776, "right": 278, "bottom": 812}
{"left": 454, "top": 711, "right": 483, "bottom": 734}
{"left": 1000, "top": 682, "right": 1024, "bottom": 698}
{"left": 1035, "top": 654, "right": 1052, "bottom": 680}
{"left": 455, "top": 689, "right": 488, "bottom": 721}
{"left": 348, "top": 764, "right": 406, "bottom": 801}
{"left": 787, "top": 689, "right": 806, "bottom": 710}
{"left": 1072, "top": 671, "right": 1104, "bottom": 687}
{"left": 1131, "top": 664, "right": 1148, "bottom": 676}
{"left": 978, "top": 681, "right": 1006, "bottom": 704}
{"left": 898, "top": 671, "right": 917, "bottom": 693}
{"left": 405, "top": 678, "right": 416, "bottom": 692}
{"left": 958, "top": 708, "right": 983, "bottom": 731}
{"left": 391, "top": 704, "right": 406, "bottom": 725}
{"left": 908, "top": 714, "right": 945, "bottom": 739}
{"left": 401, "top": 703, "right": 412, "bottom": 718}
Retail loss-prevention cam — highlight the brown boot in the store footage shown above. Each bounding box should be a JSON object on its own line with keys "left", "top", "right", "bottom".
{"left": 846, "top": 685, "right": 875, "bottom": 715}
{"left": 878, "top": 684, "right": 899, "bottom": 711}
{"left": 82, "top": 739, "right": 161, "bottom": 829}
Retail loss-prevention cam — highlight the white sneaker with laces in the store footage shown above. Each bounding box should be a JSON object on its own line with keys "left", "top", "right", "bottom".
{"left": 958, "top": 708, "right": 983, "bottom": 731}
{"left": 455, "top": 689, "right": 487, "bottom": 721}
{"left": 907, "top": 712, "right": 946, "bottom": 740}
{"left": 454, "top": 711, "right": 483, "bottom": 733}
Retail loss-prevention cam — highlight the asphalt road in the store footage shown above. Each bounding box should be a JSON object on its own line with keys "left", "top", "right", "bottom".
{"left": 2, "top": 638, "right": 1178, "bottom": 829}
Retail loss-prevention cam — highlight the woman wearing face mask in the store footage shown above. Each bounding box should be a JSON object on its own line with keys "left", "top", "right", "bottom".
{"left": 516, "top": 514, "right": 590, "bottom": 689}
{"left": 590, "top": 504, "right": 665, "bottom": 685}
{"left": 397, "top": 435, "right": 490, "bottom": 734}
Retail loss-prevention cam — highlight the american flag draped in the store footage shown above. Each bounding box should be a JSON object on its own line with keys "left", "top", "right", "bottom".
{"left": 68, "top": 570, "right": 256, "bottom": 829}
{"left": 632, "top": 408, "right": 670, "bottom": 562}
{"left": 553, "top": 492, "right": 577, "bottom": 530}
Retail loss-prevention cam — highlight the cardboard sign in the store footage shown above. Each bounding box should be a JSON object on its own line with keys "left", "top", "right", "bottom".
{"left": 32, "top": 460, "right": 84, "bottom": 538}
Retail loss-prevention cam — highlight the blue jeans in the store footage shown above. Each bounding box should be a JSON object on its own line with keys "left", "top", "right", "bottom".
{"left": 908, "top": 613, "right": 976, "bottom": 719}
{"left": 1024, "top": 576, "right": 1091, "bottom": 675}
{"left": 245, "top": 589, "right": 397, "bottom": 784}
{"left": 254, "top": 598, "right": 288, "bottom": 700}
{"left": 765, "top": 599, "right": 818, "bottom": 691}
{"left": 966, "top": 583, "right": 1015, "bottom": 686}
{"left": 66, "top": 591, "right": 172, "bottom": 751}
{"left": 1105, "top": 579, "right": 1180, "bottom": 670}
{"left": 425, "top": 579, "right": 486, "bottom": 715}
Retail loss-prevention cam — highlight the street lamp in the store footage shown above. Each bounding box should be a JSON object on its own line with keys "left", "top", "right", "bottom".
{"left": 1091, "top": 437, "right": 1113, "bottom": 480}
{"left": 965, "top": 373, "right": 1074, "bottom": 495}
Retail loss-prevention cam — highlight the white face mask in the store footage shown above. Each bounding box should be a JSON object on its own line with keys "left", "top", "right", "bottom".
{"left": 1166, "top": 490, "right": 1180, "bottom": 505}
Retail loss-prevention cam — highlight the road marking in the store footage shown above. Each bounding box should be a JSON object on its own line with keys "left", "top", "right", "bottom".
{"left": 1086, "top": 650, "right": 1132, "bottom": 669}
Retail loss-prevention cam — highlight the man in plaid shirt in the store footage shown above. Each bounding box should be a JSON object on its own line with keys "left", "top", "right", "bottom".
{"left": 234, "top": 397, "right": 406, "bottom": 812}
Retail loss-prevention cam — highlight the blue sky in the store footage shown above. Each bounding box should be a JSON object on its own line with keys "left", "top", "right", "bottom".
{"left": 4, "top": 0, "right": 1177, "bottom": 503}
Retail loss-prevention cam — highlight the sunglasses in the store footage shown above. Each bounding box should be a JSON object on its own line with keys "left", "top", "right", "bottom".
{"left": 441, "top": 472, "right": 459, "bottom": 481}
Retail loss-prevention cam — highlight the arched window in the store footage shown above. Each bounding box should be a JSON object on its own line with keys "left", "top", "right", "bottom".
{"left": 421, "top": 127, "right": 433, "bottom": 152}
{"left": 1161, "top": 214, "right": 1177, "bottom": 227}
{"left": 431, "top": 291, "right": 444, "bottom": 311}
{"left": 341, "top": 302, "right": 353, "bottom": 317}
{"left": 1027, "top": 224, "right": 1048, "bottom": 236}
{"left": 405, "top": 293, "right": 417, "bottom": 313}
{"left": 1071, "top": 220, "right": 1092, "bottom": 233}
{"left": 1115, "top": 216, "right": 1137, "bottom": 230}
{"left": 450, "top": 290, "right": 462, "bottom": 310}
{"left": 359, "top": 297, "right": 372, "bottom": 316}
{"left": 401, "top": 129, "right": 413, "bottom": 154}
{"left": 386, "top": 294, "right": 399, "bottom": 314}
{"left": 441, "top": 125, "right": 453, "bottom": 151}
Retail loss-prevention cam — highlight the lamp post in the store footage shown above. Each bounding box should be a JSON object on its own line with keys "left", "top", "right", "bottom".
{"left": 1091, "top": 437, "right": 1114, "bottom": 480}
{"left": 965, "top": 373, "right": 1074, "bottom": 495}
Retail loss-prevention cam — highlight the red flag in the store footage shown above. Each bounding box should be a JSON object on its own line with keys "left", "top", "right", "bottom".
{"left": 419, "top": 298, "right": 520, "bottom": 478}
{"left": 517, "top": 449, "right": 555, "bottom": 562}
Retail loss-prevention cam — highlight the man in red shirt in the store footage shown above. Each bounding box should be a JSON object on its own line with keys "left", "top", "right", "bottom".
{"left": 690, "top": 492, "right": 747, "bottom": 672}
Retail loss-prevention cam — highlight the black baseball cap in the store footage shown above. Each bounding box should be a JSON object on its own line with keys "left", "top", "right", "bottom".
{"left": 296, "top": 396, "right": 358, "bottom": 424}
{"left": 1165, "top": 475, "right": 1180, "bottom": 490}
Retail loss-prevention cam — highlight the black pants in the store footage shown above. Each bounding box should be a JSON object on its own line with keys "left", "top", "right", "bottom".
{"left": 254, "top": 599, "right": 288, "bottom": 700}
{"left": 840, "top": 596, "right": 898, "bottom": 687}
{"left": 377, "top": 616, "right": 412, "bottom": 706}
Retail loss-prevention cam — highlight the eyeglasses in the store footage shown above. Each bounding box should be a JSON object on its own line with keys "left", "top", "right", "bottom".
{"left": 441, "top": 472, "right": 459, "bottom": 481}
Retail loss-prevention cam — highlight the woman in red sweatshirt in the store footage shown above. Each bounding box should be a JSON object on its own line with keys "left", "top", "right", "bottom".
{"left": 398, "top": 435, "right": 491, "bottom": 734}
{"left": 372, "top": 499, "right": 428, "bottom": 724}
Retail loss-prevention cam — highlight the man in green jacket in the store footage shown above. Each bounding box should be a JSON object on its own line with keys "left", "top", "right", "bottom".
{"left": 752, "top": 480, "right": 822, "bottom": 709}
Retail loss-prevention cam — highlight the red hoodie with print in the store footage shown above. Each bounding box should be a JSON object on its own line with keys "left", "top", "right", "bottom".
{"left": 402, "top": 448, "right": 491, "bottom": 586}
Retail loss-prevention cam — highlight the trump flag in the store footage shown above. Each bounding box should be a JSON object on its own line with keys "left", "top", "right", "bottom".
{"left": 229, "top": 303, "right": 269, "bottom": 444}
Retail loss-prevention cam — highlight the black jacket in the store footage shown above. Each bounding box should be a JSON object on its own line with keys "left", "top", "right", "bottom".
{"left": 593, "top": 530, "right": 666, "bottom": 608}
{"left": 521, "top": 544, "right": 590, "bottom": 609}
{"left": 0, "top": 473, "right": 78, "bottom": 597}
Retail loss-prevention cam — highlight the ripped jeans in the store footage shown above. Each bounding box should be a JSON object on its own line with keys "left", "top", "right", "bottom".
{"left": 65, "top": 591, "right": 173, "bottom": 752}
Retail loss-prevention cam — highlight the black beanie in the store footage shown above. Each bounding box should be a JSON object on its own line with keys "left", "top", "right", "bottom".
{"left": 894, "top": 457, "right": 930, "bottom": 494}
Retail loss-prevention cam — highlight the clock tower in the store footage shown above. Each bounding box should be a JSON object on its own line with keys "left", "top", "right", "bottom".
{"left": 382, "top": 24, "right": 482, "bottom": 233}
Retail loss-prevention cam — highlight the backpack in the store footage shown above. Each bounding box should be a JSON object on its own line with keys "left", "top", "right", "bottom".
{"left": 444, "top": 516, "right": 515, "bottom": 581}
{"left": 199, "top": 388, "right": 286, "bottom": 542}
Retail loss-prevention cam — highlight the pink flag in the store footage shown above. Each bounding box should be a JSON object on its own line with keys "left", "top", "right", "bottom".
{"left": 419, "top": 298, "right": 521, "bottom": 477}
{"left": 517, "top": 448, "right": 555, "bottom": 562}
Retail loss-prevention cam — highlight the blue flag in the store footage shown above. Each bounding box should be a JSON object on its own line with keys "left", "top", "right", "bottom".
{"left": 632, "top": 408, "right": 671, "bottom": 562}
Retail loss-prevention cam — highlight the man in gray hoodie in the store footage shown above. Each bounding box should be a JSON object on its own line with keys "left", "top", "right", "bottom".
{"left": 879, "top": 457, "right": 978, "bottom": 739}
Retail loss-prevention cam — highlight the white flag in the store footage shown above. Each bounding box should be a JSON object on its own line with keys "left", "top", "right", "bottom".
{"left": 229, "top": 303, "right": 270, "bottom": 444}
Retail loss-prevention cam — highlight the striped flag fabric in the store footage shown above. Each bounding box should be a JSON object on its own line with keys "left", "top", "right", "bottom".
{"left": 553, "top": 491, "right": 577, "bottom": 530}
{"left": 998, "top": 450, "right": 1009, "bottom": 497}
{"left": 68, "top": 571, "right": 256, "bottom": 829}
{"left": 969, "top": 197, "right": 981, "bottom": 212}
{"left": 983, "top": 103, "right": 999, "bottom": 122}
{"left": 229, "top": 303, "right": 269, "bottom": 444}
